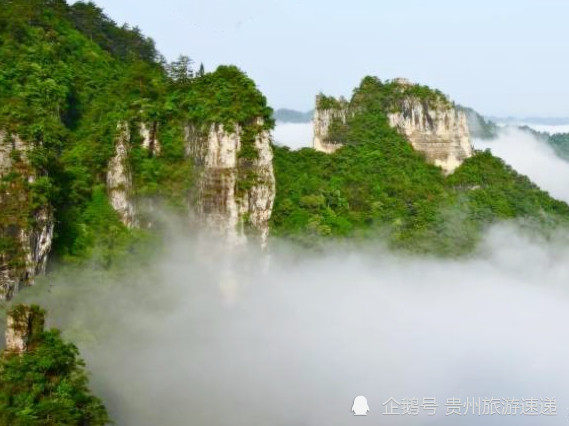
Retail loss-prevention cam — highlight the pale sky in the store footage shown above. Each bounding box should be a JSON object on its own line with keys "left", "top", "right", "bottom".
{"left": 85, "top": 0, "right": 569, "bottom": 117}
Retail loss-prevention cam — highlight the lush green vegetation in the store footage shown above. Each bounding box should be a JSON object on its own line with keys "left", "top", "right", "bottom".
{"left": 0, "top": 305, "right": 110, "bottom": 425}
{"left": 351, "top": 77, "right": 451, "bottom": 112}
{"left": 271, "top": 78, "right": 569, "bottom": 254}
{"left": 316, "top": 94, "right": 349, "bottom": 110}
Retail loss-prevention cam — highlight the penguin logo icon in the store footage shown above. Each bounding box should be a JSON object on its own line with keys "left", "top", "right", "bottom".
{"left": 352, "top": 395, "right": 370, "bottom": 416}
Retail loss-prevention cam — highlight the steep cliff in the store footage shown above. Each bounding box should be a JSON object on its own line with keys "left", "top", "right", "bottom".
{"left": 313, "top": 95, "right": 350, "bottom": 153}
{"left": 182, "top": 65, "right": 276, "bottom": 247}
{"left": 186, "top": 120, "right": 275, "bottom": 247}
{"left": 106, "top": 122, "right": 137, "bottom": 228}
{"left": 0, "top": 132, "right": 53, "bottom": 300}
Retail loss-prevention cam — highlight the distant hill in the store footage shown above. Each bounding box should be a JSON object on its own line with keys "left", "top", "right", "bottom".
{"left": 274, "top": 108, "right": 313, "bottom": 123}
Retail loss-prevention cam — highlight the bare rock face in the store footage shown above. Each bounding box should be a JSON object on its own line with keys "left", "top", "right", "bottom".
{"left": 185, "top": 121, "right": 275, "bottom": 247}
{"left": 107, "top": 122, "right": 137, "bottom": 228}
{"left": 313, "top": 96, "right": 350, "bottom": 154}
{"left": 0, "top": 131, "right": 54, "bottom": 300}
{"left": 387, "top": 96, "right": 473, "bottom": 174}
{"left": 4, "top": 304, "right": 45, "bottom": 354}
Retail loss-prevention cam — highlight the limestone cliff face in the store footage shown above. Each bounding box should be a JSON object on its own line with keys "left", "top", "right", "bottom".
{"left": 312, "top": 81, "right": 474, "bottom": 174}
{"left": 106, "top": 122, "right": 137, "bottom": 228}
{"left": 0, "top": 132, "right": 54, "bottom": 300}
{"left": 185, "top": 121, "right": 275, "bottom": 247}
{"left": 387, "top": 91, "right": 473, "bottom": 174}
{"left": 313, "top": 96, "right": 350, "bottom": 154}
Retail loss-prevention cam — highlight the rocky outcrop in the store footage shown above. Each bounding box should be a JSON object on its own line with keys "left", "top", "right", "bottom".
{"left": 387, "top": 82, "right": 473, "bottom": 174}
{"left": 185, "top": 121, "right": 275, "bottom": 247}
{"left": 4, "top": 304, "right": 45, "bottom": 354}
{"left": 106, "top": 122, "right": 137, "bottom": 228}
{"left": 313, "top": 96, "right": 350, "bottom": 154}
{"left": 0, "top": 132, "right": 54, "bottom": 300}
{"left": 312, "top": 80, "right": 474, "bottom": 174}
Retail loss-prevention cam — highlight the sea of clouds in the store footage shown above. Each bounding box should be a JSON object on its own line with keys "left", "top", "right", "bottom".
{"left": 11, "top": 224, "right": 569, "bottom": 426}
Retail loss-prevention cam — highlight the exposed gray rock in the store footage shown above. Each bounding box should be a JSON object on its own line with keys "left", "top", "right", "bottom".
{"left": 388, "top": 95, "right": 473, "bottom": 174}
{"left": 185, "top": 121, "right": 275, "bottom": 247}
{"left": 312, "top": 96, "right": 350, "bottom": 154}
{"left": 107, "top": 122, "right": 137, "bottom": 228}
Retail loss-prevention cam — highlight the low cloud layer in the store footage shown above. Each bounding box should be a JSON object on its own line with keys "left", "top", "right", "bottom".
{"left": 7, "top": 224, "right": 569, "bottom": 426}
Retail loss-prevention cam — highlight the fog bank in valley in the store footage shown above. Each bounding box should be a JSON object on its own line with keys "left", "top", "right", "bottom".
{"left": 7, "top": 223, "right": 569, "bottom": 426}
